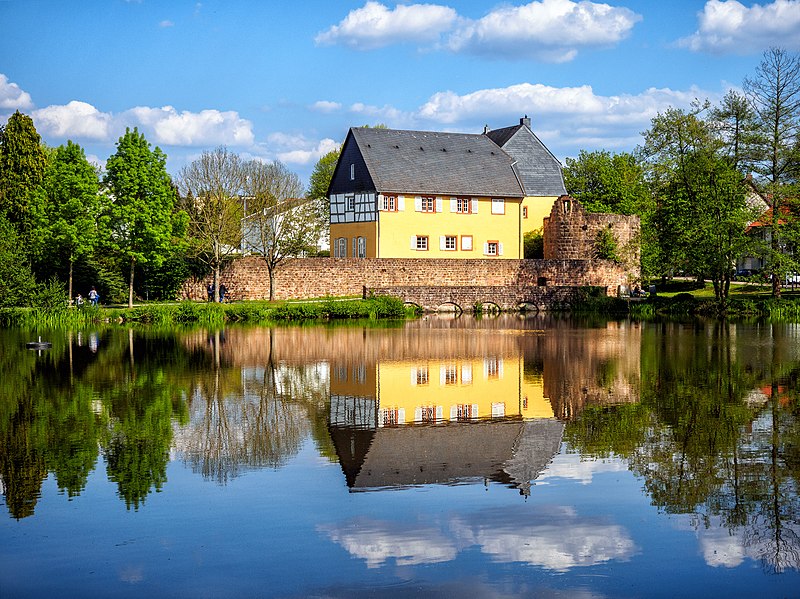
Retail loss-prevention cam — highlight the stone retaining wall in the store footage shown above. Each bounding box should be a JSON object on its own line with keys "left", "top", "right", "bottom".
{"left": 180, "top": 256, "right": 633, "bottom": 303}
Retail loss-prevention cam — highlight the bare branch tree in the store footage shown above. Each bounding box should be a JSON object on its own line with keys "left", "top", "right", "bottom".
{"left": 178, "top": 147, "right": 245, "bottom": 302}
{"left": 241, "top": 160, "right": 318, "bottom": 300}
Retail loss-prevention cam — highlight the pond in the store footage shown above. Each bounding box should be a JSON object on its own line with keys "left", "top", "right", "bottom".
{"left": 1, "top": 315, "right": 800, "bottom": 597}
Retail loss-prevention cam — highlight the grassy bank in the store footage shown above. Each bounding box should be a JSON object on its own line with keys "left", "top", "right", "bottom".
{"left": 0, "top": 295, "right": 418, "bottom": 327}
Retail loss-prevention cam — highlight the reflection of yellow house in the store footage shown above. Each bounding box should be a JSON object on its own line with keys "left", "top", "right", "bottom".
{"left": 328, "top": 118, "right": 565, "bottom": 259}
{"left": 330, "top": 356, "right": 553, "bottom": 428}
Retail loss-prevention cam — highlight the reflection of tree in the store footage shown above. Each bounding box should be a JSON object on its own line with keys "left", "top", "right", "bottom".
{"left": 176, "top": 329, "right": 311, "bottom": 483}
{"left": 0, "top": 331, "right": 107, "bottom": 518}
{"left": 566, "top": 320, "right": 800, "bottom": 572}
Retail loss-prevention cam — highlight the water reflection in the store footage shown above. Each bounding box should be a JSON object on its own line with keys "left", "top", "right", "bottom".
{"left": 2, "top": 317, "right": 800, "bottom": 579}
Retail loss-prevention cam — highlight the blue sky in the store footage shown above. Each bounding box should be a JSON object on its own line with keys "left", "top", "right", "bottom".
{"left": 1, "top": 0, "right": 799, "bottom": 186}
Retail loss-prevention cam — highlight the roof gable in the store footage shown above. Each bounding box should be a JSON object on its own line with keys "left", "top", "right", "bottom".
{"left": 486, "top": 123, "right": 566, "bottom": 197}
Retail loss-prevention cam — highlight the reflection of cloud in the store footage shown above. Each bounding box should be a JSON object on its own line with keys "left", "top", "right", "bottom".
{"left": 539, "top": 452, "right": 628, "bottom": 485}
{"left": 322, "top": 505, "right": 635, "bottom": 572}
{"left": 320, "top": 518, "right": 457, "bottom": 568}
{"left": 451, "top": 506, "right": 636, "bottom": 571}
{"left": 118, "top": 565, "right": 144, "bottom": 583}
{"left": 695, "top": 518, "right": 746, "bottom": 568}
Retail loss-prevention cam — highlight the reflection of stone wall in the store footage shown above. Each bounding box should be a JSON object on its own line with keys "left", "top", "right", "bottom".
{"left": 181, "top": 316, "right": 641, "bottom": 421}
{"left": 531, "top": 321, "right": 642, "bottom": 420}
{"left": 180, "top": 255, "right": 632, "bottom": 301}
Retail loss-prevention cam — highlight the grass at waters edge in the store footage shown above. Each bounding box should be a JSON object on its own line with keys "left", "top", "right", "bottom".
{"left": 0, "top": 295, "right": 417, "bottom": 327}
{"left": 3, "top": 283, "right": 800, "bottom": 328}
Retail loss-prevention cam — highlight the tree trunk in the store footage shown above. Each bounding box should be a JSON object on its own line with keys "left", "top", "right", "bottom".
{"left": 128, "top": 257, "right": 135, "bottom": 308}
{"left": 68, "top": 256, "right": 74, "bottom": 303}
{"left": 214, "top": 265, "right": 220, "bottom": 303}
{"left": 268, "top": 265, "right": 275, "bottom": 301}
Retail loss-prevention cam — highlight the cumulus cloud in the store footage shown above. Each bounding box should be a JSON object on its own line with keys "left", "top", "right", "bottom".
{"left": 310, "top": 100, "right": 343, "bottom": 113}
{"left": 123, "top": 106, "right": 255, "bottom": 146}
{"left": 315, "top": 1, "right": 458, "bottom": 50}
{"left": 447, "top": 0, "right": 642, "bottom": 62}
{"left": 317, "top": 1, "right": 640, "bottom": 61}
{"left": 267, "top": 133, "right": 340, "bottom": 165}
{"left": 0, "top": 74, "right": 34, "bottom": 111}
{"left": 159, "top": 20, "right": 175, "bottom": 28}
{"left": 678, "top": 0, "right": 800, "bottom": 54}
{"left": 33, "top": 100, "right": 112, "bottom": 139}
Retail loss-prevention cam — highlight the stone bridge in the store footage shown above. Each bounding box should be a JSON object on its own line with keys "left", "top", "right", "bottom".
{"left": 369, "top": 285, "right": 599, "bottom": 313}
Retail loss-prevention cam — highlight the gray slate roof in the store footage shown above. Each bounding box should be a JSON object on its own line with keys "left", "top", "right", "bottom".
{"left": 486, "top": 124, "right": 567, "bottom": 196}
{"left": 351, "top": 127, "right": 524, "bottom": 198}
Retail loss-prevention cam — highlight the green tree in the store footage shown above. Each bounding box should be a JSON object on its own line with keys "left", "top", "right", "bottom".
{"left": 103, "top": 128, "right": 181, "bottom": 307}
{"left": 710, "top": 89, "right": 761, "bottom": 172}
{"left": 0, "top": 215, "right": 36, "bottom": 307}
{"left": 523, "top": 229, "right": 543, "bottom": 259}
{"left": 177, "top": 147, "right": 245, "bottom": 302}
{"left": 42, "top": 141, "right": 101, "bottom": 300}
{"left": 563, "top": 149, "right": 650, "bottom": 215}
{"left": 643, "top": 106, "right": 755, "bottom": 304}
{"left": 242, "top": 160, "right": 314, "bottom": 300}
{"left": 744, "top": 47, "right": 800, "bottom": 297}
{"left": 0, "top": 111, "right": 48, "bottom": 247}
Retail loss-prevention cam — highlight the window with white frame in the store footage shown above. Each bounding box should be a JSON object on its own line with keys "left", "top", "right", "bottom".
{"left": 346, "top": 194, "right": 355, "bottom": 211}
{"left": 485, "top": 241, "right": 499, "bottom": 256}
{"left": 357, "top": 236, "right": 366, "bottom": 258}
{"left": 455, "top": 197, "right": 472, "bottom": 214}
{"left": 461, "top": 235, "right": 473, "bottom": 251}
{"left": 411, "top": 235, "right": 429, "bottom": 251}
{"left": 420, "top": 196, "right": 435, "bottom": 213}
{"left": 335, "top": 237, "right": 347, "bottom": 258}
{"left": 441, "top": 235, "right": 457, "bottom": 251}
{"left": 350, "top": 163, "right": 355, "bottom": 180}
{"left": 491, "top": 198, "right": 505, "bottom": 214}
{"left": 380, "top": 195, "right": 397, "bottom": 211}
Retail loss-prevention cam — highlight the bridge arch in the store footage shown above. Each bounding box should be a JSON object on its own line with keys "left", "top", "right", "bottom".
{"left": 435, "top": 301, "right": 464, "bottom": 315}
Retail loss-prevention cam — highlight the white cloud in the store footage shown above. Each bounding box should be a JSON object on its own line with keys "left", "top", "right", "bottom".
{"left": 272, "top": 136, "right": 340, "bottom": 165}
{"left": 33, "top": 100, "right": 112, "bottom": 139}
{"left": 447, "top": 0, "right": 642, "bottom": 62}
{"left": 315, "top": 1, "right": 458, "bottom": 50}
{"left": 0, "top": 74, "right": 34, "bottom": 111}
{"left": 679, "top": 0, "right": 800, "bottom": 54}
{"left": 124, "top": 106, "right": 255, "bottom": 146}
{"left": 310, "top": 100, "right": 343, "bottom": 113}
{"left": 317, "top": 0, "right": 640, "bottom": 61}
{"left": 159, "top": 20, "right": 175, "bottom": 28}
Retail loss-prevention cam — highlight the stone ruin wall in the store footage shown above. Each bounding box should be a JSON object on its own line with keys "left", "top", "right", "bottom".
{"left": 543, "top": 195, "right": 640, "bottom": 271}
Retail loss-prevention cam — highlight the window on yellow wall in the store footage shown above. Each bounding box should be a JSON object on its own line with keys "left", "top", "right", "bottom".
{"left": 484, "top": 241, "right": 503, "bottom": 256}
{"left": 380, "top": 195, "right": 397, "bottom": 211}
{"left": 491, "top": 198, "right": 505, "bottom": 214}
{"left": 419, "top": 197, "right": 435, "bottom": 213}
{"left": 410, "top": 235, "right": 429, "bottom": 251}
{"left": 461, "top": 235, "right": 473, "bottom": 251}
{"left": 523, "top": 206, "right": 528, "bottom": 219}
{"left": 452, "top": 197, "right": 472, "bottom": 214}
{"left": 440, "top": 235, "right": 457, "bottom": 251}
{"left": 335, "top": 237, "right": 347, "bottom": 258}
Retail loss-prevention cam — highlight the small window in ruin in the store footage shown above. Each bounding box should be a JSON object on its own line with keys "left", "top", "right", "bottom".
{"left": 562, "top": 199, "right": 571, "bottom": 212}
{"left": 537, "top": 277, "right": 548, "bottom": 287}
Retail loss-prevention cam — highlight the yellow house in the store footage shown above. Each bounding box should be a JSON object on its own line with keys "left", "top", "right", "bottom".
{"left": 327, "top": 119, "right": 566, "bottom": 258}
{"left": 484, "top": 116, "right": 567, "bottom": 235}
{"left": 328, "top": 127, "right": 526, "bottom": 259}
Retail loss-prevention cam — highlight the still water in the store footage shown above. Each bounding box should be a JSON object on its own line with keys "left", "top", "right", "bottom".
{"left": 1, "top": 315, "right": 800, "bottom": 598}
